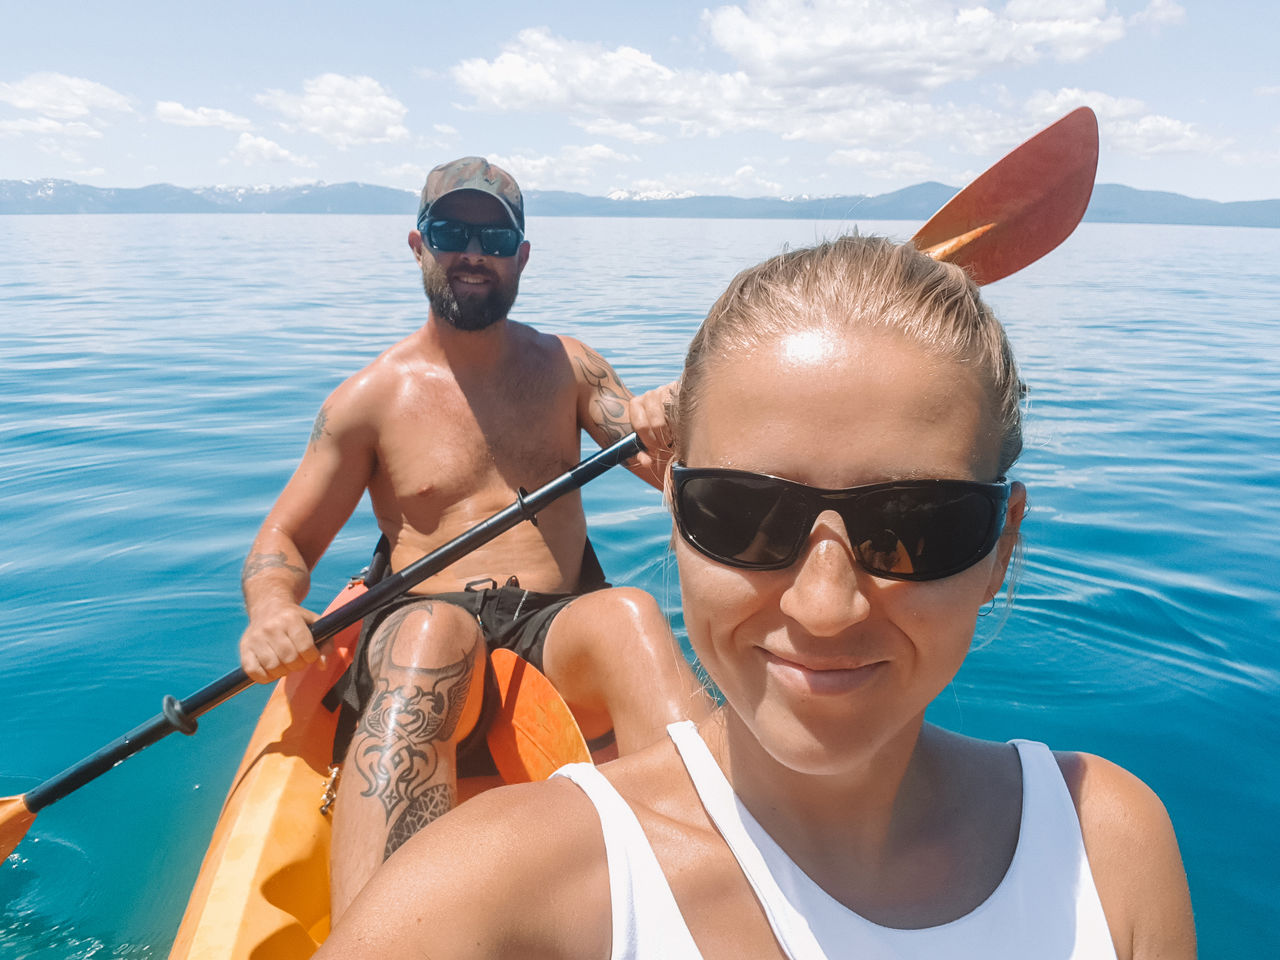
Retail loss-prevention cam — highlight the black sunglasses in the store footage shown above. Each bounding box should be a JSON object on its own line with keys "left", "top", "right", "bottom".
{"left": 670, "top": 465, "right": 1010, "bottom": 581}
{"left": 420, "top": 217, "right": 524, "bottom": 257}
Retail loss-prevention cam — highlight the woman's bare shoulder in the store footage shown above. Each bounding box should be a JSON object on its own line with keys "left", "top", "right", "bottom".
{"left": 317, "top": 776, "right": 612, "bottom": 959}
{"left": 596, "top": 729, "right": 712, "bottom": 830}
{"left": 1054, "top": 750, "right": 1197, "bottom": 960}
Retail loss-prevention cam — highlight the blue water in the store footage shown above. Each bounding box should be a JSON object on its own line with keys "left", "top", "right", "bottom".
{"left": 1, "top": 214, "right": 1277, "bottom": 957}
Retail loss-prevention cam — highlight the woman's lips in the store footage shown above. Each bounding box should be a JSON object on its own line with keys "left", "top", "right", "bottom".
{"left": 761, "top": 649, "right": 886, "bottom": 696}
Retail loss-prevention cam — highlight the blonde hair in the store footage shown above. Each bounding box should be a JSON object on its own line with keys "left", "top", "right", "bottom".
{"left": 672, "top": 235, "right": 1023, "bottom": 474}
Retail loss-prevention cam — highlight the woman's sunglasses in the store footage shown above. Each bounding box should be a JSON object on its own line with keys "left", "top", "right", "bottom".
{"left": 420, "top": 217, "right": 524, "bottom": 257}
{"left": 670, "top": 465, "right": 1011, "bottom": 581}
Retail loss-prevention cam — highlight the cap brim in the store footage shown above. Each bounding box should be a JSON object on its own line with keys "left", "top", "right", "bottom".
{"left": 423, "top": 188, "right": 522, "bottom": 232}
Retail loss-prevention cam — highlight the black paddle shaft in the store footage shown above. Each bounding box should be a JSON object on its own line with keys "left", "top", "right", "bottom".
{"left": 22, "top": 433, "right": 644, "bottom": 814}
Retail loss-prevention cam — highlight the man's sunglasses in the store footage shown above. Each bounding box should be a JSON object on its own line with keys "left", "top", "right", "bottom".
{"left": 670, "top": 465, "right": 1011, "bottom": 581}
{"left": 420, "top": 217, "right": 524, "bottom": 257}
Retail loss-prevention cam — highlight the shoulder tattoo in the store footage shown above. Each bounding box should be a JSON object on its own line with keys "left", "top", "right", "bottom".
{"left": 575, "top": 347, "right": 633, "bottom": 443}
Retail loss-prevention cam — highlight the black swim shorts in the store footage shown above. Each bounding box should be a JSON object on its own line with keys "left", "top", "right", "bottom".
{"left": 326, "top": 538, "right": 609, "bottom": 770}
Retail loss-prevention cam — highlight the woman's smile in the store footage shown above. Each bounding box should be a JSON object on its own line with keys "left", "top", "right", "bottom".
{"left": 759, "top": 647, "right": 888, "bottom": 696}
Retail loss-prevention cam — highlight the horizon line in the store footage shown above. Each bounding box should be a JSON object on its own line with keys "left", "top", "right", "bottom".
{"left": 5, "top": 176, "right": 1278, "bottom": 206}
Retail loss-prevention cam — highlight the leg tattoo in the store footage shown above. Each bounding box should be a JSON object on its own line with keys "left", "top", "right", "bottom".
{"left": 352, "top": 610, "right": 480, "bottom": 860}
{"left": 384, "top": 783, "right": 453, "bottom": 859}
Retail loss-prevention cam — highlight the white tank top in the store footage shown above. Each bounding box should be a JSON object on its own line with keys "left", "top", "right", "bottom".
{"left": 552, "top": 720, "right": 1117, "bottom": 960}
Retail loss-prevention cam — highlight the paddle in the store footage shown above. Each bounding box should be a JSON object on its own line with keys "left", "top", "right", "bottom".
{"left": 0, "top": 431, "right": 643, "bottom": 859}
{"left": 912, "top": 106, "right": 1098, "bottom": 284}
{"left": 0, "top": 107, "right": 1100, "bottom": 859}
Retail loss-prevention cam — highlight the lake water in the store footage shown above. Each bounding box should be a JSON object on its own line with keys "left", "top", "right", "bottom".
{"left": 1, "top": 214, "right": 1277, "bottom": 958}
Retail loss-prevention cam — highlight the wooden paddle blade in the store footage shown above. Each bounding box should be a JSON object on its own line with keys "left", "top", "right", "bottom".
{"left": 0, "top": 795, "right": 36, "bottom": 859}
{"left": 913, "top": 107, "right": 1099, "bottom": 286}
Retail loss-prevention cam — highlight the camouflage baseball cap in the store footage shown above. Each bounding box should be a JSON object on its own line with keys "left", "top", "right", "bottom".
{"left": 418, "top": 156, "right": 525, "bottom": 232}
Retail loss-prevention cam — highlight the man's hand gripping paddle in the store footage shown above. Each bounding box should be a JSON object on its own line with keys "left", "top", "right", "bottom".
{"left": 0, "top": 107, "right": 1098, "bottom": 859}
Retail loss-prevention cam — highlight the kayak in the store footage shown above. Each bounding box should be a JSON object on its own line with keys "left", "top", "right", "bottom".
{"left": 168, "top": 578, "right": 591, "bottom": 959}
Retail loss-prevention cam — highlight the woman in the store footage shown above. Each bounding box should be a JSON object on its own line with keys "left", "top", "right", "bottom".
{"left": 317, "top": 236, "right": 1195, "bottom": 958}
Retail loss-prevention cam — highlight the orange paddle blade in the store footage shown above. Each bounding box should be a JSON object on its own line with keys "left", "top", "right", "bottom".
{"left": 486, "top": 648, "right": 590, "bottom": 783}
{"left": 913, "top": 107, "right": 1099, "bottom": 285}
{"left": 0, "top": 794, "right": 35, "bottom": 859}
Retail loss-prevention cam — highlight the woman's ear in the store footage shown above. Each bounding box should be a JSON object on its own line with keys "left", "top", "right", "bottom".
{"left": 985, "top": 481, "right": 1026, "bottom": 600}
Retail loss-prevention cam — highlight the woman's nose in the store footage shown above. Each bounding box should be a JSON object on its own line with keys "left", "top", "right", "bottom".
{"left": 778, "top": 510, "right": 872, "bottom": 636}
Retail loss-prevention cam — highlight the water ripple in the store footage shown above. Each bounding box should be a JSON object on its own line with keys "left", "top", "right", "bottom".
{"left": 1, "top": 215, "right": 1276, "bottom": 958}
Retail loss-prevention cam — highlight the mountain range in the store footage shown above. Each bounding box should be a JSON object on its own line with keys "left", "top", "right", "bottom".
{"left": 2, "top": 178, "right": 1276, "bottom": 228}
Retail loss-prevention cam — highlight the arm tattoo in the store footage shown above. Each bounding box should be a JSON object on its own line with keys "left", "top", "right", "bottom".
{"left": 241, "top": 550, "right": 306, "bottom": 586}
{"left": 575, "top": 346, "right": 633, "bottom": 443}
{"left": 353, "top": 617, "right": 480, "bottom": 860}
{"left": 309, "top": 405, "right": 330, "bottom": 448}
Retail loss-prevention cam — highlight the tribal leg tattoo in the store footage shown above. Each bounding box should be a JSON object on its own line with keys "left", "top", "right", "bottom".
{"left": 352, "top": 605, "right": 481, "bottom": 860}
{"left": 383, "top": 784, "right": 453, "bottom": 859}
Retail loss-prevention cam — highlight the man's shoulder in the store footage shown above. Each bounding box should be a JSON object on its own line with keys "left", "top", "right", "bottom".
{"left": 373, "top": 327, "right": 435, "bottom": 367}
{"left": 506, "top": 319, "right": 577, "bottom": 357}
{"left": 338, "top": 330, "right": 433, "bottom": 392}
{"left": 534, "top": 330, "right": 620, "bottom": 386}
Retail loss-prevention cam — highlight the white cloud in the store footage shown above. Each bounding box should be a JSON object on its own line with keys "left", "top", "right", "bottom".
{"left": 0, "top": 116, "right": 102, "bottom": 138}
{"left": 0, "top": 72, "right": 133, "bottom": 119}
{"left": 229, "top": 132, "right": 316, "bottom": 167}
{"left": 450, "top": 16, "right": 1121, "bottom": 156}
{"left": 155, "top": 100, "right": 251, "bottom": 130}
{"left": 455, "top": 28, "right": 720, "bottom": 115}
{"left": 827, "top": 146, "right": 938, "bottom": 181}
{"left": 1256, "top": 86, "right": 1280, "bottom": 97}
{"left": 1221, "top": 145, "right": 1280, "bottom": 170}
{"left": 1027, "top": 88, "right": 1225, "bottom": 155}
{"left": 34, "top": 140, "right": 89, "bottom": 165}
{"left": 1026, "top": 87, "right": 1144, "bottom": 122}
{"left": 455, "top": 28, "right": 891, "bottom": 144}
{"left": 1129, "top": 0, "right": 1185, "bottom": 27}
{"left": 1108, "top": 113, "right": 1223, "bottom": 155}
{"left": 612, "top": 165, "right": 784, "bottom": 197}
{"left": 486, "top": 143, "right": 639, "bottom": 189}
{"left": 256, "top": 74, "right": 408, "bottom": 148}
{"left": 379, "top": 161, "right": 429, "bottom": 187}
{"left": 703, "top": 0, "right": 1126, "bottom": 91}
{"left": 709, "top": 164, "right": 783, "bottom": 195}
{"left": 574, "top": 117, "right": 667, "bottom": 144}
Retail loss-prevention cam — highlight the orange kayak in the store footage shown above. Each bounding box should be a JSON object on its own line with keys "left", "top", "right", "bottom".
{"left": 169, "top": 580, "right": 591, "bottom": 959}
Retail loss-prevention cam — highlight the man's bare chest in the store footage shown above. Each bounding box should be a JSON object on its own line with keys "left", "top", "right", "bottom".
{"left": 372, "top": 370, "right": 580, "bottom": 510}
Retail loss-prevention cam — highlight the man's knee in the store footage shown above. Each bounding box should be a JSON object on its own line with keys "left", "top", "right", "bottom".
{"left": 367, "top": 600, "right": 485, "bottom": 676}
{"left": 550, "top": 586, "right": 674, "bottom": 668}
{"left": 585, "top": 585, "right": 665, "bottom": 627}
{"left": 359, "top": 601, "right": 488, "bottom": 750}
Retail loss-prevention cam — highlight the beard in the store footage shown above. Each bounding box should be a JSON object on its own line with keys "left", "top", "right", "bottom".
{"left": 423, "top": 259, "right": 519, "bottom": 332}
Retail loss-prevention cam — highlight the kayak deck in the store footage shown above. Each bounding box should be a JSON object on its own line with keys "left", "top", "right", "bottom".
{"left": 169, "top": 581, "right": 590, "bottom": 959}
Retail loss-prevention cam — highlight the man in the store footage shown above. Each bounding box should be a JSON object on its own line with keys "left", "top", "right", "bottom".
{"left": 238, "top": 156, "right": 707, "bottom": 919}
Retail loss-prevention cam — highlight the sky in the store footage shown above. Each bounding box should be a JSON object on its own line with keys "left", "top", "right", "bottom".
{"left": 1, "top": 0, "right": 1276, "bottom": 203}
